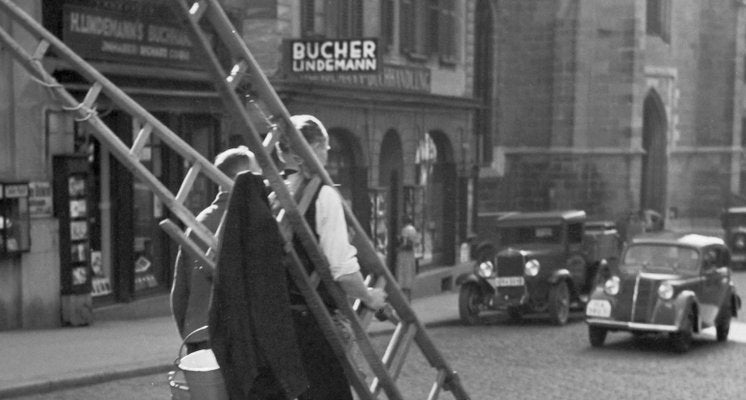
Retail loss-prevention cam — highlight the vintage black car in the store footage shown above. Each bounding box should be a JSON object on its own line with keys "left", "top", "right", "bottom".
{"left": 721, "top": 206, "right": 746, "bottom": 269}
{"left": 457, "top": 210, "right": 620, "bottom": 325}
{"left": 585, "top": 232, "right": 741, "bottom": 353}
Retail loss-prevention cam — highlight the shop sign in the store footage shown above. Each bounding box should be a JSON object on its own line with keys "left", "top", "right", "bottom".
{"left": 287, "top": 38, "right": 379, "bottom": 73}
{"left": 28, "top": 181, "right": 54, "bottom": 218}
{"left": 62, "top": 4, "right": 198, "bottom": 69}
{"left": 294, "top": 63, "right": 431, "bottom": 93}
{"left": 4, "top": 183, "right": 29, "bottom": 198}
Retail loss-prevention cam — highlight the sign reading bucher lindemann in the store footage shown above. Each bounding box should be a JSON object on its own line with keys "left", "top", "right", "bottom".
{"left": 288, "top": 38, "right": 379, "bottom": 74}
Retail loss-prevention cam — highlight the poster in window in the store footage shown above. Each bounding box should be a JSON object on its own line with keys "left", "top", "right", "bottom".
{"left": 68, "top": 175, "right": 86, "bottom": 197}
{"left": 70, "top": 220, "right": 88, "bottom": 240}
{"left": 71, "top": 242, "right": 88, "bottom": 262}
{"left": 69, "top": 199, "right": 87, "bottom": 218}
{"left": 91, "top": 250, "right": 103, "bottom": 276}
{"left": 72, "top": 266, "right": 88, "bottom": 286}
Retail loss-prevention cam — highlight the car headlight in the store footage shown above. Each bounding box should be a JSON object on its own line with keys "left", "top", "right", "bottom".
{"left": 658, "top": 282, "right": 674, "bottom": 300}
{"left": 476, "top": 261, "right": 494, "bottom": 278}
{"left": 524, "top": 259, "right": 540, "bottom": 277}
{"left": 603, "top": 276, "right": 620, "bottom": 296}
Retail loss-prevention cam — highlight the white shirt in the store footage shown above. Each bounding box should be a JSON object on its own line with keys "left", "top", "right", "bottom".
{"left": 315, "top": 185, "right": 361, "bottom": 279}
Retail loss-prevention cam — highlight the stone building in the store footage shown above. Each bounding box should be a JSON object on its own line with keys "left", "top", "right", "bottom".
{"left": 477, "top": 0, "right": 746, "bottom": 232}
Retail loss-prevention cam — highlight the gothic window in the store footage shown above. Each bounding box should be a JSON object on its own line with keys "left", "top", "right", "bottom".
{"left": 400, "top": 0, "right": 457, "bottom": 62}
{"left": 646, "top": 0, "right": 671, "bottom": 43}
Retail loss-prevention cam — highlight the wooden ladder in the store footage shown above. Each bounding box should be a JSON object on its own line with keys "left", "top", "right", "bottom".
{"left": 0, "top": 1, "right": 471, "bottom": 398}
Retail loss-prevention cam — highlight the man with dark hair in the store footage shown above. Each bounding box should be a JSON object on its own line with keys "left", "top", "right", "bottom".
{"left": 170, "top": 146, "right": 260, "bottom": 353}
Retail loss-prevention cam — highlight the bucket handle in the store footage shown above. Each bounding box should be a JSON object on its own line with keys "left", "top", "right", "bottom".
{"left": 175, "top": 325, "right": 210, "bottom": 366}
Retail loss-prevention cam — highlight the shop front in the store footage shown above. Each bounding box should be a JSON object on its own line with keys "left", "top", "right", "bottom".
{"left": 42, "top": 0, "right": 230, "bottom": 307}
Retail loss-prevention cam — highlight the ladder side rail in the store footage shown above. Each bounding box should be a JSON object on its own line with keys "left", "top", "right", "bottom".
{"left": 159, "top": 219, "right": 216, "bottom": 272}
{"left": 0, "top": 24, "right": 219, "bottom": 252}
{"left": 283, "top": 246, "right": 379, "bottom": 400}
{"left": 172, "top": 3, "right": 407, "bottom": 398}
{"left": 0, "top": 0, "right": 232, "bottom": 194}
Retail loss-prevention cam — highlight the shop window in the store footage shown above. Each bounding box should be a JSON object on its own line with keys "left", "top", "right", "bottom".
{"left": 0, "top": 183, "right": 31, "bottom": 254}
{"left": 646, "top": 0, "right": 671, "bottom": 43}
{"left": 301, "top": 0, "right": 364, "bottom": 38}
{"left": 401, "top": 0, "right": 457, "bottom": 62}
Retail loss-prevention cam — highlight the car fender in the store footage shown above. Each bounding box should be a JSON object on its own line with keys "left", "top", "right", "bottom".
{"left": 673, "top": 290, "right": 699, "bottom": 331}
{"left": 456, "top": 272, "right": 480, "bottom": 286}
{"left": 457, "top": 274, "right": 495, "bottom": 297}
{"left": 548, "top": 269, "right": 572, "bottom": 285}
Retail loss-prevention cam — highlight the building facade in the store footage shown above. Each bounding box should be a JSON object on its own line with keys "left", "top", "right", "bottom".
{"left": 0, "top": 0, "right": 481, "bottom": 330}
{"left": 478, "top": 0, "right": 746, "bottom": 234}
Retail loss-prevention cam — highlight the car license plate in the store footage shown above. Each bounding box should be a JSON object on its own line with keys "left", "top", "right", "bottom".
{"left": 586, "top": 299, "right": 611, "bottom": 318}
{"left": 494, "top": 276, "right": 524, "bottom": 287}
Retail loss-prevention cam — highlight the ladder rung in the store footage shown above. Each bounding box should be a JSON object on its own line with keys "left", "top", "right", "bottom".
{"left": 427, "top": 369, "right": 448, "bottom": 400}
{"left": 159, "top": 219, "right": 216, "bottom": 275}
{"left": 226, "top": 60, "right": 248, "bottom": 90}
{"left": 262, "top": 125, "right": 279, "bottom": 153}
{"left": 82, "top": 81, "right": 103, "bottom": 109}
{"left": 187, "top": 1, "right": 208, "bottom": 22}
{"left": 176, "top": 164, "right": 203, "bottom": 205}
{"left": 129, "top": 123, "right": 153, "bottom": 159}
{"left": 370, "top": 321, "right": 418, "bottom": 395}
{"left": 32, "top": 38, "right": 49, "bottom": 60}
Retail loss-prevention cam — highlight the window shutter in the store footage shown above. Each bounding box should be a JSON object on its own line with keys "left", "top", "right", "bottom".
{"left": 352, "top": 0, "right": 364, "bottom": 37}
{"left": 301, "top": 0, "right": 316, "bottom": 38}
{"left": 381, "top": 0, "right": 395, "bottom": 51}
{"left": 439, "top": 0, "right": 456, "bottom": 60}
{"left": 646, "top": 0, "right": 661, "bottom": 37}
{"left": 661, "top": 0, "right": 671, "bottom": 43}
{"left": 400, "top": 0, "right": 414, "bottom": 53}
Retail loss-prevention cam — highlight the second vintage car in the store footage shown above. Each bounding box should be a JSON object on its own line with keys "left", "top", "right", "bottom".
{"left": 457, "top": 210, "right": 620, "bottom": 325}
{"left": 721, "top": 206, "right": 746, "bottom": 269}
{"left": 585, "top": 232, "right": 741, "bottom": 352}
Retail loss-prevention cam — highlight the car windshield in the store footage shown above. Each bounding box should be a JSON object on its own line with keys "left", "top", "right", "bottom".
{"left": 499, "top": 225, "right": 561, "bottom": 246}
{"left": 621, "top": 244, "right": 699, "bottom": 274}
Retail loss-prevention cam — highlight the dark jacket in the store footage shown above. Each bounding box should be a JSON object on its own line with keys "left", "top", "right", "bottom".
{"left": 171, "top": 191, "right": 229, "bottom": 344}
{"left": 209, "top": 172, "right": 308, "bottom": 399}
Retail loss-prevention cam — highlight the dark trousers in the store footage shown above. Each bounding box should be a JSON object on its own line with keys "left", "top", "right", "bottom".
{"left": 247, "top": 368, "right": 286, "bottom": 400}
{"left": 291, "top": 308, "right": 353, "bottom": 400}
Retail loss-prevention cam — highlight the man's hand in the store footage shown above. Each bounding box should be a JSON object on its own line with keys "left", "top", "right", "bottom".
{"left": 365, "top": 287, "right": 387, "bottom": 310}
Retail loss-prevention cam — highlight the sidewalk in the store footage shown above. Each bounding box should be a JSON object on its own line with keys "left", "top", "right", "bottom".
{"left": 0, "top": 291, "right": 460, "bottom": 398}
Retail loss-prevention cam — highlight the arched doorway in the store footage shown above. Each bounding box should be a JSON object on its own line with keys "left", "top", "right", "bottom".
{"left": 377, "top": 130, "right": 404, "bottom": 270}
{"left": 327, "top": 128, "right": 369, "bottom": 232}
{"left": 416, "top": 131, "right": 457, "bottom": 269}
{"left": 641, "top": 91, "right": 668, "bottom": 216}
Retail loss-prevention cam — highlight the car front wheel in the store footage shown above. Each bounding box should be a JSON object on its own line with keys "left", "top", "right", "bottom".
{"left": 548, "top": 280, "right": 570, "bottom": 326}
{"left": 671, "top": 308, "right": 695, "bottom": 353}
{"left": 459, "top": 282, "right": 483, "bottom": 325}
{"left": 588, "top": 325, "right": 607, "bottom": 347}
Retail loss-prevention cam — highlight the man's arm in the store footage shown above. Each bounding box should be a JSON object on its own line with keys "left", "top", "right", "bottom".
{"left": 337, "top": 271, "right": 387, "bottom": 310}
{"left": 170, "top": 246, "right": 189, "bottom": 338}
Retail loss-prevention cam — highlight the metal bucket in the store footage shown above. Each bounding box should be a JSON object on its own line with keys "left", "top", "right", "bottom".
{"left": 173, "top": 326, "right": 228, "bottom": 400}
